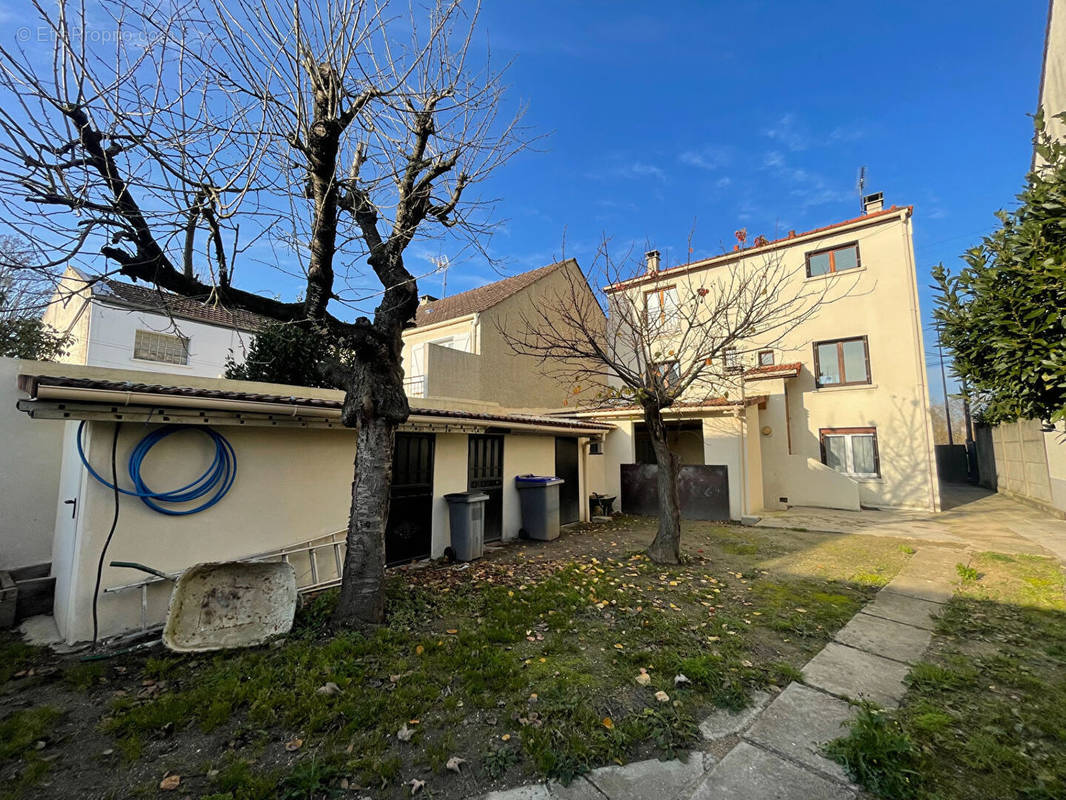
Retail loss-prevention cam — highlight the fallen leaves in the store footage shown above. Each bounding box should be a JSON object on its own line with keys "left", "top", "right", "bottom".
{"left": 602, "top": 717, "right": 614, "bottom": 730}
{"left": 635, "top": 669, "right": 651, "bottom": 686}
{"left": 674, "top": 674, "right": 691, "bottom": 687}
{"left": 397, "top": 724, "right": 416, "bottom": 742}
{"left": 159, "top": 774, "right": 181, "bottom": 791}
{"left": 316, "top": 682, "right": 341, "bottom": 696}
{"left": 446, "top": 755, "right": 466, "bottom": 773}
{"left": 410, "top": 777, "right": 426, "bottom": 794}
{"left": 654, "top": 690, "right": 670, "bottom": 703}
{"left": 284, "top": 738, "right": 303, "bottom": 752}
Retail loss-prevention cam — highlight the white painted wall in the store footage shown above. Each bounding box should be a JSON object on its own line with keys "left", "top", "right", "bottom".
{"left": 702, "top": 416, "right": 744, "bottom": 521}
{"left": 0, "top": 358, "right": 65, "bottom": 570}
{"left": 502, "top": 434, "right": 556, "bottom": 540}
{"left": 430, "top": 433, "right": 469, "bottom": 556}
{"left": 83, "top": 303, "right": 254, "bottom": 378}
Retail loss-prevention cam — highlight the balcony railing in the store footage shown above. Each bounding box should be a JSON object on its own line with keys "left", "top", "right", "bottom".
{"left": 403, "top": 374, "right": 427, "bottom": 399}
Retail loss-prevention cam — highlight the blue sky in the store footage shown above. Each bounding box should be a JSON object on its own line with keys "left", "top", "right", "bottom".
{"left": 432, "top": 0, "right": 1048, "bottom": 402}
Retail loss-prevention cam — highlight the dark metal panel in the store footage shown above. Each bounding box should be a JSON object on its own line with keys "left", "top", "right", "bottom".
{"left": 469, "top": 434, "right": 504, "bottom": 542}
{"left": 387, "top": 433, "right": 435, "bottom": 564}
{"left": 555, "top": 437, "right": 580, "bottom": 524}
{"left": 620, "top": 464, "right": 730, "bottom": 521}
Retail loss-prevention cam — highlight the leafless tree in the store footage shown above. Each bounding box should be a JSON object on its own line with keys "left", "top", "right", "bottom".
{"left": 503, "top": 234, "right": 853, "bottom": 563}
{"left": 0, "top": 0, "right": 526, "bottom": 626}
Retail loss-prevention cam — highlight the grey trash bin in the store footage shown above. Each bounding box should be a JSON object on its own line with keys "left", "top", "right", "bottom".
{"left": 514, "top": 475, "right": 565, "bottom": 541}
{"left": 445, "top": 491, "right": 489, "bottom": 561}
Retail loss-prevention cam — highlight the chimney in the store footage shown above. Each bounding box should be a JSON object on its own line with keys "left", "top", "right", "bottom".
{"left": 419, "top": 294, "right": 438, "bottom": 305}
{"left": 862, "top": 191, "right": 884, "bottom": 214}
{"left": 645, "top": 249, "right": 661, "bottom": 276}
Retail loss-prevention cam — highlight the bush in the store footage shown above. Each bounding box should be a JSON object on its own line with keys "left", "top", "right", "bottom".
{"left": 824, "top": 704, "right": 922, "bottom": 799}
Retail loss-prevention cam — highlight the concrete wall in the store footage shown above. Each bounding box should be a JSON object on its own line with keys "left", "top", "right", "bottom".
{"left": 0, "top": 358, "right": 65, "bottom": 570}
{"left": 702, "top": 415, "right": 744, "bottom": 520}
{"left": 990, "top": 419, "right": 1066, "bottom": 516}
{"left": 425, "top": 344, "right": 483, "bottom": 402}
{"left": 1039, "top": 0, "right": 1066, "bottom": 147}
{"left": 430, "top": 434, "right": 469, "bottom": 556}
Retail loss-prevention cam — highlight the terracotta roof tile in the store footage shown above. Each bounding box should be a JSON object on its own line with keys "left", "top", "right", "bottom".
{"left": 18, "top": 374, "right": 613, "bottom": 431}
{"left": 744, "top": 361, "right": 803, "bottom": 380}
{"left": 413, "top": 260, "right": 570, "bottom": 327}
{"left": 96, "top": 278, "right": 271, "bottom": 332}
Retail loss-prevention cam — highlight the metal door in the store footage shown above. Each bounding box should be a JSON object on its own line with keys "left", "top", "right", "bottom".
{"left": 468, "top": 434, "right": 504, "bottom": 542}
{"left": 555, "top": 437, "right": 580, "bottom": 524}
{"left": 387, "top": 433, "right": 435, "bottom": 564}
{"left": 620, "top": 464, "right": 730, "bottom": 521}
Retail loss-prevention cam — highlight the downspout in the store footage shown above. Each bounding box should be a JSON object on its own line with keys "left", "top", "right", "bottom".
{"left": 902, "top": 212, "right": 941, "bottom": 512}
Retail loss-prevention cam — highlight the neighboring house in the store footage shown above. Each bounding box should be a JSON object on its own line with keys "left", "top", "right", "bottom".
{"left": 401, "top": 259, "right": 602, "bottom": 408}
{"left": 582, "top": 199, "right": 940, "bottom": 518}
{"left": 978, "top": 0, "right": 1066, "bottom": 516}
{"left": 42, "top": 267, "right": 267, "bottom": 377}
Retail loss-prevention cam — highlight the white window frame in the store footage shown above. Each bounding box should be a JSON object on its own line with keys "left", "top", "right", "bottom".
{"left": 820, "top": 428, "right": 880, "bottom": 478}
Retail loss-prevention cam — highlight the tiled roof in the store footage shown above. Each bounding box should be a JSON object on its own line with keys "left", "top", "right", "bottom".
{"left": 413, "top": 260, "right": 571, "bottom": 327}
{"left": 18, "top": 374, "right": 613, "bottom": 431}
{"left": 95, "top": 278, "right": 272, "bottom": 333}
{"left": 557, "top": 395, "right": 769, "bottom": 417}
{"left": 744, "top": 362, "right": 803, "bottom": 380}
{"left": 606, "top": 205, "right": 913, "bottom": 293}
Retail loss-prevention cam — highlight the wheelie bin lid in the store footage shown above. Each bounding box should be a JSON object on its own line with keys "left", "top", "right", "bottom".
{"left": 514, "top": 474, "right": 564, "bottom": 487}
{"left": 444, "top": 491, "right": 490, "bottom": 503}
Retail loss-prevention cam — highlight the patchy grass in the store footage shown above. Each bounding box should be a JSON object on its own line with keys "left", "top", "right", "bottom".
{"left": 830, "top": 550, "right": 1066, "bottom": 800}
{"left": 0, "top": 518, "right": 914, "bottom": 799}
{"left": 0, "top": 706, "right": 63, "bottom": 800}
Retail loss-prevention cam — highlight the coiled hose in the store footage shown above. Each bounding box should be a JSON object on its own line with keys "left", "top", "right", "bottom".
{"left": 76, "top": 420, "right": 237, "bottom": 515}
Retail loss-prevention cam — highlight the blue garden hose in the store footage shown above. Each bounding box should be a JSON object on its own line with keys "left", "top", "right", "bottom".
{"left": 77, "top": 421, "right": 236, "bottom": 515}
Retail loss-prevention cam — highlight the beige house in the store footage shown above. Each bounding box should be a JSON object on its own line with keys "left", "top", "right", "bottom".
{"left": 13, "top": 363, "right": 610, "bottom": 643}
{"left": 582, "top": 200, "right": 940, "bottom": 517}
{"left": 401, "top": 259, "right": 599, "bottom": 408}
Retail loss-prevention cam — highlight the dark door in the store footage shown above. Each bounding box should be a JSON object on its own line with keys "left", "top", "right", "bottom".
{"left": 469, "top": 434, "right": 504, "bottom": 542}
{"left": 620, "top": 464, "right": 730, "bottom": 521}
{"left": 555, "top": 437, "right": 580, "bottom": 524}
{"left": 386, "top": 433, "right": 435, "bottom": 564}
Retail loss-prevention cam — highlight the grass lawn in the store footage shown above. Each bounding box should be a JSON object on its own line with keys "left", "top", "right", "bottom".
{"left": 0, "top": 517, "right": 915, "bottom": 800}
{"left": 828, "top": 550, "right": 1066, "bottom": 800}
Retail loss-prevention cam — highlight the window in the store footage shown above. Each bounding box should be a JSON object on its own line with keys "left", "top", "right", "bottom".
{"left": 813, "top": 336, "right": 870, "bottom": 387}
{"left": 723, "top": 346, "right": 742, "bottom": 374}
{"left": 645, "top": 286, "right": 678, "bottom": 328}
{"left": 133, "top": 330, "right": 189, "bottom": 365}
{"left": 652, "top": 360, "right": 680, "bottom": 388}
{"left": 758, "top": 350, "right": 775, "bottom": 367}
{"left": 820, "top": 428, "right": 880, "bottom": 477}
{"left": 806, "top": 242, "right": 860, "bottom": 277}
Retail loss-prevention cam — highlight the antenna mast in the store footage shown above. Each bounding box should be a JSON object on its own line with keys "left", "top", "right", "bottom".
{"left": 857, "top": 166, "right": 867, "bottom": 212}
{"left": 432, "top": 255, "right": 450, "bottom": 297}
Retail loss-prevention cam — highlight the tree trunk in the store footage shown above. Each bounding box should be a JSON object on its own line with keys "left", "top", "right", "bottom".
{"left": 332, "top": 414, "right": 396, "bottom": 626}
{"left": 643, "top": 403, "right": 682, "bottom": 563}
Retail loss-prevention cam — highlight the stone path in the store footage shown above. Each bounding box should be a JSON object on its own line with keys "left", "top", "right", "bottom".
{"left": 479, "top": 546, "right": 959, "bottom": 800}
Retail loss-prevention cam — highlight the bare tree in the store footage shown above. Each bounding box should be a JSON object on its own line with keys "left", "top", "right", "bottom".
{"left": 0, "top": 0, "right": 526, "bottom": 626}
{"left": 503, "top": 233, "right": 852, "bottom": 563}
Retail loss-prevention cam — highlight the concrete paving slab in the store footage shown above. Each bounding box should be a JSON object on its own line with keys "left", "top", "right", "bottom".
{"left": 698, "top": 690, "right": 772, "bottom": 740}
{"left": 802, "top": 642, "right": 910, "bottom": 708}
{"left": 743, "top": 682, "right": 855, "bottom": 783}
{"left": 482, "top": 785, "right": 552, "bottom": 800}
{"left": 862, "top": 591, "right": 943, "bottom": 631}
{"left": 882, "top": 571, "right": 954, "bottom": 603}
{"left": 546, "top": 777, "right": 604, "bottom": 800}
{"left": 585, "top": 752, "right": 707, "bottom": 799}
{"left": 689, "top": 742, "right": 854, "bottom": 800}
{"left": 833, "top": 611, "right": 932, "bottom": 664}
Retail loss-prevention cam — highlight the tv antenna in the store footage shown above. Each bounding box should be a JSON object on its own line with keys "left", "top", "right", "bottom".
{"left": 432, "top": 255, "right": 450, "bottom": 297}
{"left": 857, "top": 166, "right": 867, "bottom": 212}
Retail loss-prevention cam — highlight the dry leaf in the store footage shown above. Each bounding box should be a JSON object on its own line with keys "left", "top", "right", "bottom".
{"left": 446, "top": 756, "right": 466, "bottom": 773}
{"left": 602, "top": 717, "right": 614, "bottom": 730}
{"left": 285, "top": 738, "right": 303, "bottom": 752}
{"left": 654, "top": 690, "right": 670, "bottom": 703}
{"left": 397, "top": 724, "right": 415, "bottom": 742}
{"left": 415, "top": 645, "right": 424, "bottom": 655}
{"left": 674, "top": 674, "right": 691, "bottom": 687}
{"left": 410, "top": 778, "right": 426, "bottom": 795}
{"left": 159, "top": 774, "right": 181, "bottom": 791}
{"left": 635, "top": 672, "right": 651, "bottom": 686}
{"left": 316, "top": 682, "right": 341, "bottom": 696}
